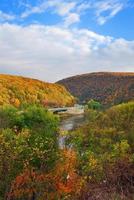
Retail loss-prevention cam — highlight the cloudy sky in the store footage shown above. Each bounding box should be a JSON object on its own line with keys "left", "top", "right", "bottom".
{"left": 0, "top": 0, "right": 134, "bottom": 82}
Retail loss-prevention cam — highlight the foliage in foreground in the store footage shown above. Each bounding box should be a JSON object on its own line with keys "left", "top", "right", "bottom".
{"left": 67, "top": 101, "right": 134, "bottom": 199}
{"left": 0, "top": 104, "right": 84, "bottom": 200}
{"left": 0, "top": 102, "right": 134, "bottom": 200}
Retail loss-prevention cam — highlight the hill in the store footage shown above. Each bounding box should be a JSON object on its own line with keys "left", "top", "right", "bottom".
{"left": 0, "top": 74, "right": 75, "bottom": 107}
{"left": 57, "top": 72, "right": 134, "bottom": 105}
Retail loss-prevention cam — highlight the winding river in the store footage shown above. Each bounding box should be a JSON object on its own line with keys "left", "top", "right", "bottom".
{"left": 59, "top": 114, "right": 85, "bottom": 148}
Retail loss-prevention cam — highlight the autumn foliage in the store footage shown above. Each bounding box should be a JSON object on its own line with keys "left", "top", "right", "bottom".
{"left": 0, "top": 104, "right": 84, "bottom": 200}
{"left": 57, "top": 72, "right": 134, "bottom": 105}
{"left": 67, "top": 101, "right": 134, "bottom": 199}
{"left": 9, "top": 150, "right": 83, "bottom": 200}
{"left": 0, "top": 98, "right": 134, "bottom": 199}
{"left": 0, "top": 74, "right": 75, "bottom": 107}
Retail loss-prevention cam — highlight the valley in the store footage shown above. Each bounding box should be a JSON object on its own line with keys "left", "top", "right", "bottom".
{"left": 0, "top": 73, "right": 134, "bottom": 200}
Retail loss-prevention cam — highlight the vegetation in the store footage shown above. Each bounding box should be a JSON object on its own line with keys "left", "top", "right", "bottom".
{"left": 0, "top": 105, "right": 59, "bottom": 198}
{"left": 0, "top": 97, "right": 134, "bottom": 199}
{"left": 87, "top": 99, "right": 102, "bottom": 110}
{"left": 66, "top": 101, "right": 134, "bottom": 199}
{"left": 0, "top": 74, "right": 75, "bottom": 107}
{"left": 0, "top": 104, "right": 84, "bottom": 200}
{"left": 57, "top": 72, "right": 134, "bottom": 105}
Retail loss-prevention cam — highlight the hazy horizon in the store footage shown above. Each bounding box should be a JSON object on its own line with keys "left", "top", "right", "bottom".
{"left": 1, "top": 70, "right": 134, "bottom": 84}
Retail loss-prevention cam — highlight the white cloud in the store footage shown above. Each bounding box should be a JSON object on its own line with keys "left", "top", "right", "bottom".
{"left": 94, "top": 0, "right": 126, "bottom": 25}
{"left": 20, "top": 0, "right": 129, "bottom": 26}
{"left": 64, "top": 13, "right": 80, "bottom": 27}
{"left": 51, "top": 1, "right": 76, "bottom": 16}
{"left": 0, "top": 23, "right": 133, "bottom": 82}
{"left": 21, "top": 0, "right": 76, "bottom": 18}
{"left": 76, "top": 3, "right": 91, "bottom": 13}
{"left": 21, "top": 0, "right": 79, "bottom": 27}
{"left": 0, "top": 10, "right": 15, "bottom": 22}
{"left": 21, "top": 1, "right": 49, "bottom": 18}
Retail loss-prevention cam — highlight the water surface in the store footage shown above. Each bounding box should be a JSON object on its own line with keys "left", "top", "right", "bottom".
{"left": 59, "top": 114, "right": 85, "bottom": 148}
{"left": 60, "top": 114, "right": 85, "bottom": 131}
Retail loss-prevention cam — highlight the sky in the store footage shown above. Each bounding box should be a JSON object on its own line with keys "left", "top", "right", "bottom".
{"left": 0, "top": 0, "right": 134, "bottom": 82}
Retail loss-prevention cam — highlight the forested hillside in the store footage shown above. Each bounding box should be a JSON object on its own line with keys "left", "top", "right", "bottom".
{"left": 0, "top": 74, "right": 75, "bottom": 107}
{"left": 57, "top": 72, "right": 134, "bottom": 105}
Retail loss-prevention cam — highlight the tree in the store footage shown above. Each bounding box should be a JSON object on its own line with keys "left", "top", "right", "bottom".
{"left": 87, "top": 99, "right": 102, "bottom": 110}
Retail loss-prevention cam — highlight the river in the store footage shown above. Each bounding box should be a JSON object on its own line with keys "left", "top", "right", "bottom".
{"left": 59, "top": 114, "right": 85, "bottom": 148}
{"left": 60, "top": 114, "right": 85, "bottom": 131}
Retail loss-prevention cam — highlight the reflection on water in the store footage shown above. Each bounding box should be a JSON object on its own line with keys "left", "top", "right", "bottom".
{"left": 59, "top": 114, "right": 85, "bottom": 148}
{"left": 60, "top": 114, "right": 85, "bottom": 131}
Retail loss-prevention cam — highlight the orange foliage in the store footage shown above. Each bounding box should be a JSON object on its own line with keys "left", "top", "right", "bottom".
{"left": 10, "top": 98, "right": 20, "bottom": 107}
{"left": 8, "top": 169, "right": 38, "bottom": 199}
{"left": 8, "top": 150, "right": 84, "bottom": 200}
{"left": 0, "top": 74, "right": 75, "bottom": 107}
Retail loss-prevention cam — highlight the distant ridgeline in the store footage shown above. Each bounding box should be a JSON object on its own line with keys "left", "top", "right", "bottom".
{"left": 0, "top": 74, "right": 75, "bottom": 107}
{"left": 57, "top": 72, "right": 134, "bottom": 105}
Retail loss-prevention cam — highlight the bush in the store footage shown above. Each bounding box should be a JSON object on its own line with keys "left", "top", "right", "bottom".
{"left": 67, "top": 102, "right": 134, "bottom": 199}
{"left": 87, "top": 99, "right": 102, "bottom": 110}
{"left": 0, "top": 104, "right": 60, "bottom": 199}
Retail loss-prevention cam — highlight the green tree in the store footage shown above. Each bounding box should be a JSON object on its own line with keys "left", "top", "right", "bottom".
{"left": 87, "top": 99, "right": 102, "bottom": 110}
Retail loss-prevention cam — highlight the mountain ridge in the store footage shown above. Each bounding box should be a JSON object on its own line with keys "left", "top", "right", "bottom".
{"left": 57, "top": 72, "right": 134, "bottom": 105}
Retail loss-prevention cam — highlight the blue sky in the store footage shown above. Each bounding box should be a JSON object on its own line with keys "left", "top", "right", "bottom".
{"left": 0, "top": 0, "right": 134, "bottom": 81}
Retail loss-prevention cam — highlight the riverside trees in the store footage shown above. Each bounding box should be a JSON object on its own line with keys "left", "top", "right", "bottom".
{"left": 0, "top": 105, "right": 83, "bottom": 200}
{"left": 67, "top": 101, "right": 134, "bottom": 199}
{"left": 0, "top": 102, "right": 134, "bottom": 199}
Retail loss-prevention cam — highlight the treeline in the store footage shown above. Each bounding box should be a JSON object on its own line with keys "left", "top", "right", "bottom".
{"left": 57, "top": 72, "right": 134, "bottom": 105}
{"left": 0, "top": 101, "right": 134, "bottom": 199}
{"left": 0, "top": 74, "right": 75, "bottom": 107}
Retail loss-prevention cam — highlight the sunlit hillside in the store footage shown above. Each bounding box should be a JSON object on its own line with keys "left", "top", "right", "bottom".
{"left": 0, "top": 74, "right": 75, "bottom": 107}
